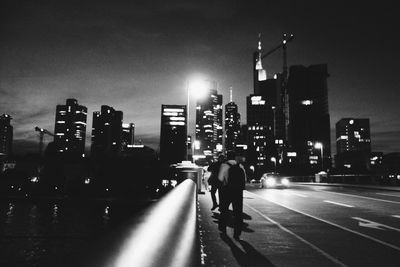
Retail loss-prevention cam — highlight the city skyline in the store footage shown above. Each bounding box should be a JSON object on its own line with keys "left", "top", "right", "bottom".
{"left": 1, "top": 1, "right": 399, "bottom": 155}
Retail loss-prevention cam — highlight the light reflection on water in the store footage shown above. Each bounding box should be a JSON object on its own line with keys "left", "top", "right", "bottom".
{"left": 0, "top": 199, "right": 150, "bottom": 266}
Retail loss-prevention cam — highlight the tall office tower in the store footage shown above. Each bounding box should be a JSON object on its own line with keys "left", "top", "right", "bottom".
{"left": 160, "top": 105, "right": 187, "bottom": 165}
{"left": 54, "top": 99, "right": 87, "bottom": 158}
{"left": 213, "top": 94, "right": 223, "bottom": 154}
{"left": 0, "top": 114, "right": 13, "bottom": 158}
{"left": 225, "top": 90, "right": 241, "bottom": 152}
{"left": 195, "top": 81, "right": 221, "bottom": 162}
{"left": 246, "top": 94, "right": 275, "bottom": 173}
{"left": 121, "top": 123, "right": 135, "bottom": 151}
{"left": 287, "top": 64, "right": 331, "bottom": 172}
{"left": 335, "top": 118, "right": 371, "bottom": 171}
{"left": 253, "top": 34, "right": 267, "bottom": 94}
{"left": 91, "top": 105, "right": 123, "bottom": 157}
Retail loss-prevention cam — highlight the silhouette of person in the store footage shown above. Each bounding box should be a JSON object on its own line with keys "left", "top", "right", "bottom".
{"left": 218, "top": 150, "right": 247, "bottom": 240}
{"left": 207, "top": 154, "right": 225, "bottom": 210}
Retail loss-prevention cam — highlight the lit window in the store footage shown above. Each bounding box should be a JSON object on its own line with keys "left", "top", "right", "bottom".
{"left": 301, "top": 100, "right": 313, "bottom": 105}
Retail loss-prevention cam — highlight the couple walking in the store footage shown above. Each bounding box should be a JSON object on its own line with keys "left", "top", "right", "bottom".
{"left": 208, "top": 150, "right": 247, "bottom": 240}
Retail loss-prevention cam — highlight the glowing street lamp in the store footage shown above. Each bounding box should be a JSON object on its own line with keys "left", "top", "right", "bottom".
{"left": 186, "top": 77, "right": 209, "bottom": 161}
{"left": 314, "top": 142, "right": 324, "bottom": 171}
{"left": 270, "top": 157, "right": 277, "bottom": 172}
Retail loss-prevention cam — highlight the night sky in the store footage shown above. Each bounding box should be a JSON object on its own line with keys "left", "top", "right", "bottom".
{"left": 1, "top": 0, "right": 399, "bottom": 155}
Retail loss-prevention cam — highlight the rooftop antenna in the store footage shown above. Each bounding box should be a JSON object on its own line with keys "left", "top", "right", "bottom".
{"left": 229, "top": 87, "right": 233, "bottom": 103}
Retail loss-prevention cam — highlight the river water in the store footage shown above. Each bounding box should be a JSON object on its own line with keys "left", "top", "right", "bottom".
{"left": 0, "top": 197, "right": 152, "bottom": 266}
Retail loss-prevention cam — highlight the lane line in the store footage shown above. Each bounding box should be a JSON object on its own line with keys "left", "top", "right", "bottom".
{"left": 288, "top": 192, "right": 308, "bottom": 198}
{"left": 324, "top": 200, "right": 354, "bottom": 208}
{"left": 352, "top": 217, "right": 400, "bottom": 232}
{"left": 244, "top": 203, "right": 348, "bottom": 267}
{"left": 376, "top": 193, "right": 400, "bottom": 198}
{"left": 245, "top": 190, "right": 400, "bottom": 252}
{"left": 393, "top": 215, "right": 400, "bottom": 219}
{"left": 315, "top": 190, "right": 400, "bottom": 205}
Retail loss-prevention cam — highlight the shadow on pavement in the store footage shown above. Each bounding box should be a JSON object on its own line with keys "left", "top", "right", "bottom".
{"left": 212, "top": 211, "right": 254, "bottom": 233}
{"left": 220, "top": 233, "right": 275, "bottom": 267}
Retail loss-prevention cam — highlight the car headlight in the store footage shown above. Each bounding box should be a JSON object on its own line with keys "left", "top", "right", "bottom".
{"left": 281, "top": 178, "right": 289, "bottom": 186}
{"left": 266, "top": 177, "right": 276, "bottom": 187}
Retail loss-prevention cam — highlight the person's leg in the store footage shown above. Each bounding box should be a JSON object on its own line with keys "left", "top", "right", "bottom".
{"left": 232, "top": 191, "right": 243, "bottom": 239}
{"left": 218, "top": 189, "right": 229, "bottom": 234}
{"left": 210, "top": 185, "right": 218, "bottom": 209}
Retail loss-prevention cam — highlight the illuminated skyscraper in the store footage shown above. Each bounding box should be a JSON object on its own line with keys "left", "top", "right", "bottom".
{"left": 195, "top": 81, "right": 222, "bottom": 162}
{"left": 287, "top": 64, "right": 331, "bottom": 172}
{"left": 160, "top": 105, "right": 187, "bottom": 165}
{"left": 0, "top": 114, "right": 13, "bottom": 158}
{"left": 54, "top": 99, "right": 87, "bottom": 158}
{"left": 121, "top": 122, "right": 135, "bottom": 152}
{"left": 214, "top": 94, "right": 223, "bottom": 154}
{"left": 335, "top": 118, "right": 371, "bottom": 171}
{"left": 225, "top": 90, "right": 241, "bottom": 152}
{"left": 246, "top": 94, "right": 275, "bottom": 172}
{"left": 91, "top": 105, "right": 123, "bottom": 157}
{"left": 250, "top": 35, "right": 286, "bottom": 174}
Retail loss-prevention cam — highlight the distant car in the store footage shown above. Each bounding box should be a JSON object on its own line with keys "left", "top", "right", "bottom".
{"left": 260, "top": 172, "right": 290, "bottom": 188}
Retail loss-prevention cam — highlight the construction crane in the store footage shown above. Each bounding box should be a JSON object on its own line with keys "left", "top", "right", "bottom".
{"left": 260, "top": 33, "right": 294, "bottom": 142}
{"left": 35, "top": 126, "right": 54, "bottom": 155}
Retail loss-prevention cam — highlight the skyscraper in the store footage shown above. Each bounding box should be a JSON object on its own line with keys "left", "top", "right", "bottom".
{"left": 250, "top": 35, "right": 287, "bottom": 174}
{"left": 335, "top": 118, "right": 371, "bottom": 171}
{"left": 54, "top": 99, "right": 87, "bottom": 158}
{"left": 0, "top": 114, "right": 13, "bottom": 158}
{"left": 287, "top": 64, "right": 331, "bottom": 172}
{"left": 160, "top": 105, "right": 187, "bottom": 165}
{"left": 214, "top": 94, "right": 223, "bottom": 154}
{"left": 91, "top": 105, "right": 123, "bottom": 157}
{"left": 121, "top": 123, "right": 135, "bottom": 152}
{"left": 195, "top": 81, "right": 222, "bottom": 162}
{"left": 225, "top": 90, "right": 241, "bottom": 152}
{"left": 246, "top": 94, "right": 274, "bottom": 172}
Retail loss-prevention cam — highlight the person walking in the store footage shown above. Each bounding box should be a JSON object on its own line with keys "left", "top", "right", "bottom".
{"left": 217, "top": 150, "right": 247, "bottom": 240}
{"left": 207, "top": 154, "right": 225, "bottom": 210}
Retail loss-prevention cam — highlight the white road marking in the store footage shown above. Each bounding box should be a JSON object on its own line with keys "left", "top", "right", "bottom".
{"left": 352, "top": 217, "right": 400, "bottom": 233}
{"left": 288, "top": 192, "right": 308, "bottom": 198}
{"left": 245, "top": 190, "right": 400, "bottom": 252}
{"left": 393, "top": 215, "right": 400, "bottom": 219}
{"left": 315, "top": 190, "right": 400, "bottom": 205}
{"left": 244, "top": 203, "right": 348, "bottom": 267}
{"left": 324, "top": 200, "right": 354, "bottom": 208}
{"left": 376, "top": 193, "right": 400, "bottom": 198}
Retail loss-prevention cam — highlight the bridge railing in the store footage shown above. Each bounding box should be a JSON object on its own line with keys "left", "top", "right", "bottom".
{"left": 90, "top": 178, "right": 200, "bottom": 267}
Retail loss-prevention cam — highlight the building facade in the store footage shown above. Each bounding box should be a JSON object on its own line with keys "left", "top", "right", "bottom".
{"left": 335, "top": 118, "right": 371, "bottom": 171}
{"left": 91, "top": 105, "right": 123, "bottom": 157}
{"left": 0, "top": 114, "right": 13, "bottom": 158}
{"left": 225, "top": 100, "right": 241, "bottom": 152}
{"left": 287, "top": 64, "right": 331, "bottom": 173}
{"left": 54, "top": 99, "right": 87, "bottom": 158}
{"left": 160, "top": 105, "right": 187, "bottom": 165}
{"left": 246, "top": 94, "right": 275, "bottom": 173}
{"left": 195, "top": 81, "right": 222, "bottom": 163}
{"left": 121, "top": 123, "right": 135, "bottom": 152}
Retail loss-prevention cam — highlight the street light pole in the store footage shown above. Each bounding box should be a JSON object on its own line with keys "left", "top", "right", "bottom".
{"left": 320, "top": 145, "right": 324, "bottom": 171}
{"left": 187, "top": 81, "right": 190, "bottom": 161}
{"left": 314, "top": 142, "right": 324, "bottom": 171}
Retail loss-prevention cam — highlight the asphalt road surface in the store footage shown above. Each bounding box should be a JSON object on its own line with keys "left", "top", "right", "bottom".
{"left": 240, "top": 183, "right": 400, "bottom": 266}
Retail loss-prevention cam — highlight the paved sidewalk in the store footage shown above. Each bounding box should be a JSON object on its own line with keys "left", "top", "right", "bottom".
{"left": 198, "top": 190, "right": 339, "bottom": 267}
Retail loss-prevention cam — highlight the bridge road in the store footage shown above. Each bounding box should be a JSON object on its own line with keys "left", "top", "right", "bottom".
{"left": 198, "top": 183, "right": 400, "bottom": 266}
